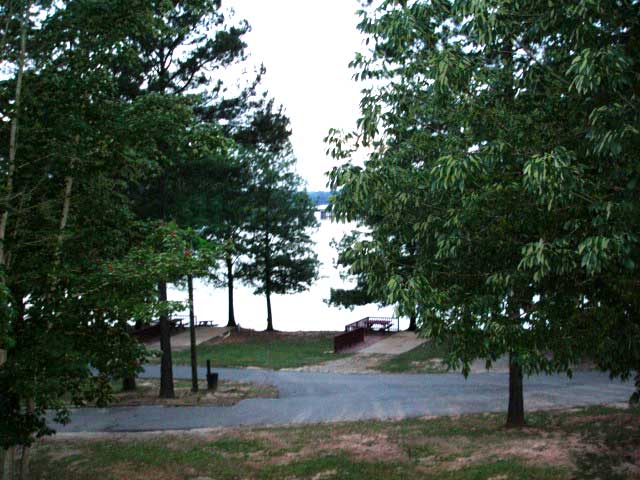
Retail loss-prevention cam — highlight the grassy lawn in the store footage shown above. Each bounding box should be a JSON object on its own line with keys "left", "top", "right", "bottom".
{"left": 375, "top": 340, "right": 451, "bottom": 373}
{"left": 163, "top": 330, "right": 350, "bottom": 370}
{"left": 27, "top": 406, "right": 640, "bottom": 479}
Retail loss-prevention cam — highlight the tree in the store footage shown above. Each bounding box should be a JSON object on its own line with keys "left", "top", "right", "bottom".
{"left": 112, "top": 0, "right": 250, "bottom": 398}
{"left": 329, "top": 231, "right": 420, "bottom": 331}
{"left": 202, "top": 96, "right": 293, "bottom": 329}
{"left": 0, "top": 0, "right": 242, "bottom": 466}
{"left": 167, "top": 123, "right": 239, "bottom": 388}
{"left": 201, "top": 152, "right": 251, "bottom": 329}
{"left": 239, "top": 147, "right": 319, "bottom": 331}
{"left": 328, "top": 0, "right": 640, "bottom": 427}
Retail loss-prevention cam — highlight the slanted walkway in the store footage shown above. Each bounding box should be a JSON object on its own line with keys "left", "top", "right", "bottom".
{"left": 145, "top": 326, "right": 228, "bottom": 351}
{"left": 294, "top": 332, "right": 427, "bottom": 373}
{"left": 358, "top": 331, "right": 426, "bottom": 355}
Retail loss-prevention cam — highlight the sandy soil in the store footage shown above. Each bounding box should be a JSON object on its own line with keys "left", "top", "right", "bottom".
{"left": 145, "top": 326, "right": 229, "bottom": 351}
{"left": 289, "top": 353, "right": 394, "bottom": 373}
{"left": 110, "top": 378, "right": 278, "bottom": 407}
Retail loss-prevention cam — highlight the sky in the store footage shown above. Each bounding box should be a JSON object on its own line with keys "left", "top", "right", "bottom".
{"left": 170, "top": 2, "right": 400, "bottom": 329}
{"left": 226, "top": 0, "right": 367, "bottom": 191}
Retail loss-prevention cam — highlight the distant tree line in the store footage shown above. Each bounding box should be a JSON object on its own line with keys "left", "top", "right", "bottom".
{"left": 307, "top": 191, "right": 333, "bottom": 206}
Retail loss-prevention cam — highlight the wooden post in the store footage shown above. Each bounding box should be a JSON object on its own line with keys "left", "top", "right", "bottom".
{"left": 0, "top": 349, "right": 6, "bottom": 366}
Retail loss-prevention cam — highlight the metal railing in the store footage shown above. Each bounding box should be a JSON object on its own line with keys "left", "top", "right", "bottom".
{"left": 334, "top": 327, "right": 365, "bottom": 353}
{"left": 344, "top": 316, "right": 399, "bottom": 333}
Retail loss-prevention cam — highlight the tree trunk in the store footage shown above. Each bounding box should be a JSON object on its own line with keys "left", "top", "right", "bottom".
{"left": 0, "top": 3, "right": 27, "bottom": 268}
{"left": 407, "top": 312, "right": 417, "bottom": 331}
{"left": 18, "top": 445, "right": 29, "bottom": 480}
{"left": 0, "top": 2, "right": 14, "bottom": 60}
{"left": 56, "top": 174, "right": 74, "bottom": 251}
{"left": 265, "top": 288, "right": 273, "bottom": 332}
{"left": 506, "top": 352, "right": 525, "bottom": 427}
{"left": 264, "top": 227, "right": 273, "bottom": 332}
{"left": 158, "top": 281, "right": 174, "bottom": 398}
{"left": 0, "top": 14, "right": 25, "bottom": 472}
{"left": 17, "top": 398, "right": 34, "bottom": 480}
{"left": 187, "top": 274, "right": 198, "bottom": 392}
{"left": 225, "top": 254, "right": 236, "bottom": 328}
{"left": 121, "top": 376, "right": 136, "bottom": 392}
{"left": 2, "top": 447, "right": 15, "bottom": 480}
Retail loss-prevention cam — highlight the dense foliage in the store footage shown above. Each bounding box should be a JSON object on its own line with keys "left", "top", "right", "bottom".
{"left": 239, "top": 146, "right": 319, "bottom": 332}
{"left": 329, "top": 0, "right": 640, "bottom": 425}
{"left": 0, "top": 0, "right": 317, "bottom": 461}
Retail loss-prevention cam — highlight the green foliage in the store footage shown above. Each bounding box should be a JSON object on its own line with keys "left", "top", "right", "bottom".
{"left": 238, "top": 147, "right": 319, "bottom": 330}
{"left": 329, "top": 0, "right": 640, "bottom": 384}
{"left": 0, "top": 0, "right": 251, "bottom": 448}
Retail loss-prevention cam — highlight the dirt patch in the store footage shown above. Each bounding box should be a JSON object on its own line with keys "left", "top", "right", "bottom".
{"left": 328, "top": 433, "right": 404, "bottom": 460}
{"left": 110, "top": 379, "right": 278, "bottom": 407}
{"left": 261, "top": 431, "right": 404, "bottom": 466}
{"left": 336, "top": 334, "right": 390, "bottom": 354}
{"left": 414, "top": 432, "right": 581, "bottom": 474}
{"left": 500, "top": 435, "right": 580, "bottom": 466}
{"left": 109, "top": 462, "right": 178, "bottom": 480}
{"left": 410, "top": 358, "right": 446, "bottom": 371}
{"left": 46, "top": 447, "right": 82, "bottom": 461}
{"left": 290, "top": 354, "right": 393, "bottom": 373}
{"left": 311, "top": 469, "right": 338, "bottom": 479}
{"left": 202, "top": 328, "right": 338, "bottom": 346}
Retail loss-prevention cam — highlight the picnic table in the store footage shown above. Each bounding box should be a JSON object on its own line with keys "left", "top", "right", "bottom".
{"left": 344, "top": 316, "right": 398, "bottom": 333}
{"left": 365, "top": 319, "right": 392, "bottom": 331}
{"left": 170, "top": 317, "right": 218, "bottom": 328}
{"left": 196, "top": 320, "right": 218, "bottom": 327}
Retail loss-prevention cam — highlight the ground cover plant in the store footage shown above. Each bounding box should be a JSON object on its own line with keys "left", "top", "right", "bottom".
{"left": 25, "top": 406, "right": 640, "bottom": 479}
{"left": 168, "top": 329, "right": 350, "bottom": 370}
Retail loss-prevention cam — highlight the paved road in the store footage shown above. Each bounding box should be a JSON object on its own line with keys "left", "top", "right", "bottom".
{"left": 51, "top": 365, "right": 633, "bottom": 433}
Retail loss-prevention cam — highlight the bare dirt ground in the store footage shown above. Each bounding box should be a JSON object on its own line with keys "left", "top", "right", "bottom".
{"left": 359, "top": 331, "right": 426, "bottom": 355}
{"left": 290, "top": 332, "right": 427, "bottom": 373}
{"left": 36, "top": 407, "right": 640, "bottom": 479}
{"left": 290, "top": 353, "right": 394, "bottom": 373}
{"left": 145, "top": 326, "right": 229, "bottom": 351}
{"left": 110, "top": 378, "right": 278, "bottom": 407}
{"left": 199, "top": 328, "right": 338, "bottom": 346}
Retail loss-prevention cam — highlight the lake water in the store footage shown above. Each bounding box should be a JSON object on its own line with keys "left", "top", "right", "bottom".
{"left": 168, "top": 214, "right": 401, "bottom": 332}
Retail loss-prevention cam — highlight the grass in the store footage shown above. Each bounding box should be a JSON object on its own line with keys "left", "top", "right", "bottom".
{"left": 26, "top": 405, "right": 640, "bottom": 479}
{"left": 165, "top": 331, "right": 350, "bottom": 370}
{"left": 375, "top": 340, "right": 451, "bottom": 373}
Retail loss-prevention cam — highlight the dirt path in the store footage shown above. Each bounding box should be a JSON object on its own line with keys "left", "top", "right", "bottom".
{"left": 291, "top": 332, "right": 427, "bottom": 373}
{"left": 291, "top": 354, "right": 394, "bottom": 373}
{"left": 358, "top": 331, "right": 426, "bottom": 355}
{"left": 145, "top": 326, "right": 228, "bottom": 351}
